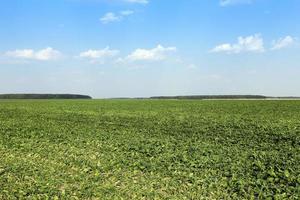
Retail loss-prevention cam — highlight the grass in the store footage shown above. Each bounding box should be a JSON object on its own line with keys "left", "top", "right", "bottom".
{"left": 0, "top": 99, "right": 299, "bottom": 199}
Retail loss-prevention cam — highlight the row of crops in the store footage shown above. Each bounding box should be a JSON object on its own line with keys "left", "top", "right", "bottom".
{"left": 0, "top": 99, "right": 299, "bottom": 199}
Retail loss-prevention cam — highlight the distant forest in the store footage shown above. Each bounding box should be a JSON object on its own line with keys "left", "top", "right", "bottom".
{"left": 150, "top": 95, "right": 268, "bottom": 99}
{"left": 1, "top": 94, "right": 299, "bottom": 100}
{"left": 0, "top": 94, "right": 92, "bottom": 99}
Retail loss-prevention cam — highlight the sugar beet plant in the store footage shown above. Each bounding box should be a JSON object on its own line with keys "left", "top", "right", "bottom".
{"left": 0, "top": 100, "right": 299, "bottom": 199}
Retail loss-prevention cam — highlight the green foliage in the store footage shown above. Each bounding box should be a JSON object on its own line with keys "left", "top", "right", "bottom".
{"left": 0, "top": 94, "right": 92, "bottom": 99}
{"left": 150, "top": 95, "right": 268, "bottom": 99}
{"left": 0, "top": 100, "right": 299, "bottom": 199}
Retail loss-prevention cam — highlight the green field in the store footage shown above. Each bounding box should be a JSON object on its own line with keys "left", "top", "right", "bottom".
{"left": 0, "top": 100, "right": 299, "bottom": 199}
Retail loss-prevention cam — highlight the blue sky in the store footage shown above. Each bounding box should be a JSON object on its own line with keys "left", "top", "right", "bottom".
{"left": 0, "top": 0, "right": 299, "bottom": 98}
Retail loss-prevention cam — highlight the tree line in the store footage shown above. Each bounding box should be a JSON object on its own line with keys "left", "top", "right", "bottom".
{"left": 0, "top": 94, "right": 92, "bottom": 99}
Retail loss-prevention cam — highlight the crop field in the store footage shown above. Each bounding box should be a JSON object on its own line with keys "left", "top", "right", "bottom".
{"left": 0, "top": 100, "right": 299, "bottom": 199}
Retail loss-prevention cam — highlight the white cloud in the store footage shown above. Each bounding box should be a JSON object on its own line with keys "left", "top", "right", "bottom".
{"left": 100, "top": 12, "right": 121, "bottom": 24}
{"left": 271, "top": 36, "right": 296, "bottom": 50}
{"left": 100, "top": 10, "right": 134, "bottom": 24}
{"left": 34, "top": 48, "right": 61, "bottom": 60}
{"left": 125, "top": 0, "right": 148, "bottom": 4}
{"left": 187, "top": 64, "right": 198, "bottom": 69}
{"left": 211, "top": 34, "right": 265, "bottom": 54}
{"left": 80, "top": 47, "right": 119, "bottom": 59}
{"left": 5, "top": 47, "right": 61, "bottom": 61}
{"left": 125, "top": 44, "right": 177, "bottom": 62}
{"left": 120, "top": 10, "right": 134, "bottom": 16}
{"left": 220, "top": 0, "right": 253, "bottom": 6}
{"left": 5, "top": 49, "right": 34, "bottom": 59}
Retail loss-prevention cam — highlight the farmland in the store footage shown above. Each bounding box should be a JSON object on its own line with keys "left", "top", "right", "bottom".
{"left": 0, "top": 100, "right": 299, "bottom": 199}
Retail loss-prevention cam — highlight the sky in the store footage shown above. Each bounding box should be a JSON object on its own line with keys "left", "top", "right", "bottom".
{"left": 0, "top": 0, "right": 299, "bottom": 98}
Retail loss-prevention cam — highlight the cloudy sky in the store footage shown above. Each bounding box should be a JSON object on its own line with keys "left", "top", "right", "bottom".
{"left": 0, "top": 0, "right": 299, "bottom": 98}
